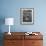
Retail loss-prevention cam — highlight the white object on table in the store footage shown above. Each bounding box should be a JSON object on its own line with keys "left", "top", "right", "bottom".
{"left": 5, "top": 18, "right": 14, "bottom": 35}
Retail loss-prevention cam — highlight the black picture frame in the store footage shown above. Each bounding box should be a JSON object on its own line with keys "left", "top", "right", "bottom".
{"left": 20, "top": 8, "right": 34, "bottom": 25}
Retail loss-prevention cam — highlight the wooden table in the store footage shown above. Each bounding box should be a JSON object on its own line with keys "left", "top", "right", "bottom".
{"left": 4, "top": 32, "right": 43, "bottom": 46}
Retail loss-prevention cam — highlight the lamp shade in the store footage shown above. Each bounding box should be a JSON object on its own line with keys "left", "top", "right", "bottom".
{"left": 5, "top": 18, "right": 14, "bottom": 25}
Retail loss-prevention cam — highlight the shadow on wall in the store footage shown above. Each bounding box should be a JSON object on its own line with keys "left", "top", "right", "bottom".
{"left": 0, "top": 16, "right": 5, "bottom": 46}
{"left": 0, "top": 16, "right": 5, "bottom": 32}
{"left": 0, "top": 33, "right": 4, "bottom": 46}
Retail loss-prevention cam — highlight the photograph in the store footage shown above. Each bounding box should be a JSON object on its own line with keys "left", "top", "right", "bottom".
{"left": 20, "top": 8, "right": 34, "bottom": 24}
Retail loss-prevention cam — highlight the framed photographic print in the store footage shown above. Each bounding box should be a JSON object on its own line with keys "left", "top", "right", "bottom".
{"left": 20, "top": 8, "right": 34, "bottom": 25}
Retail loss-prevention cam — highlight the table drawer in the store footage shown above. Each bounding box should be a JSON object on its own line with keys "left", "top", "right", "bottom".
{"left": 4, "top": 40, "right": 24, "bottom": 46}
{"left": 4, "top": 40, "right": 16, "bottom": 46}
{"left": 25, "top": 35, "right": 43, "bottom": 40}
{"left": 4, "top": 35, "right": 24, "bottom": 40}
{"left": 24, "top": 40, "right": 43, "bottom": 46}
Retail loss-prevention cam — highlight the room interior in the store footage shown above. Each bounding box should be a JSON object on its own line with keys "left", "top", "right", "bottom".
{"left": 0, "top": 0, "right": 46, "bottom": 46}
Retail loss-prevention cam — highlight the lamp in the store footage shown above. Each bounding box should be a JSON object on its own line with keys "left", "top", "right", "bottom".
{"left": 5, "top": 18, "right": 14, "bottom": 35}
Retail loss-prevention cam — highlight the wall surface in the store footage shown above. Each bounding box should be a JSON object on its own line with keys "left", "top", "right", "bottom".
{"left": 0, "top": 0, "right": 46, "bottom": 32}
{"left": 0, "top": 0, "right": 46, "bottom": 46}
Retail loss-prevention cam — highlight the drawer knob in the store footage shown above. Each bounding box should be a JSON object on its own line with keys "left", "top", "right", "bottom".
{"left": 32, "top": 42, "right": 35, "bottom": 44}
